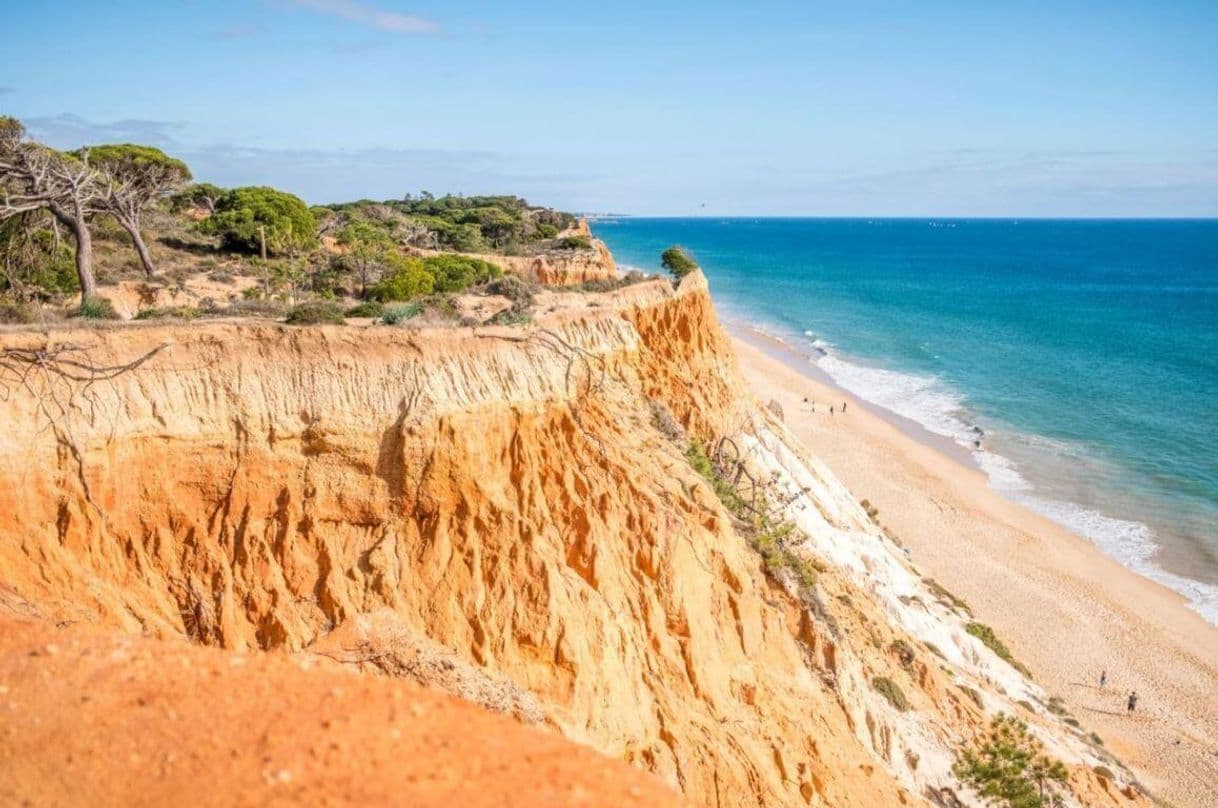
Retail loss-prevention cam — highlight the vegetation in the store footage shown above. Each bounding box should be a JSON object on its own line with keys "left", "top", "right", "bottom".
{"left": 380, "top": 302, "right": 422, "bottom": 325}
{"left": 284, "top": 300, "right": 345, "bottom": 325}
{"left": 369, "top": 254, "right": 500, "bottom": 302}
{"left": 558, "top": 235, "right": 591, "bottom": 250}
{"left": 1, "top": 118, "right": 580, "bottom": 321}
{"left": 201, "top": 186, "right": 318, "bottom": 256}
{"left": 69, "top": 297, "right": 119, "bottom": 320}
{"left": 325, "top": 193, "right": 576, "bottom": 254}
{"left": 684, "top": 440, "right": 821, "bottom": 592}
{"left": 661, "top": 245, "right": 699, "bottom": 280}
{"left": 84, "top": 144, "right": 192, "bottom": 275}
{"left": 953, "top": 715, "right": 1069, "bottom": 807}
{"left": 871, "top": 676, "right": 911, "bottom": 712}
{"left": 967, "top": 622, "right": 1032, "bottom": 678}
{"left": 344, "top": 300, "right": 384, "bottom": 318}
{"left": 926, "top": 577, "right": 972, "bottom": 615}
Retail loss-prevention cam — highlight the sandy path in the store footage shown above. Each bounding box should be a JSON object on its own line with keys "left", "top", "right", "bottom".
{"left": 732, "top": 333, "right": 1218, "bottom": 808}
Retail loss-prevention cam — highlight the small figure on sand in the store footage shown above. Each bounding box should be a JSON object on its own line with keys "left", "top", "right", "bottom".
{"left": 1127, "top": 691, "right": 1138, "bottom": 713}
{"left": 1099, "top": 670, "right": 1107, "bottom": 688}
{"left": 830, "top": 406, "right": 835, "bottom": 416}
{"left": 842, "top": 401, "right": 848, "bottom": 413}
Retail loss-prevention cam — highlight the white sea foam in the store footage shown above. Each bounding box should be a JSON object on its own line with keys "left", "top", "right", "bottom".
{"left": 804, "top": 336, "right": 1218, "bottom": 626}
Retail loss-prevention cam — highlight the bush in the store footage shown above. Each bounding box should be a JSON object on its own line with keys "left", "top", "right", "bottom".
{"left": 369, "top": 255, "right": 435, "bottom": 302}
{"left": 284, "top": 300, "right": 345, "bottom": 325}
{"left": 953, "top": 715, "right": 1068, "bottom": 807}
{"left": 684, "top": 440, "right": 820, "bottom": 593}
{"left": 135, "top": 306, "right": 200, "bottom": 320}
{"left": 967, "top": 622, "right": 1032, "bottom": 677}
{"left": 201, "top": 186, "right": 318, "bottom": 256}
{"left": 557, "top": 235, "right": 591, "bottom": 250}
{"left": 345, "top": 301, "right": 385, "bottom": 318}
{"left": 422, "top": 254, "right": 502, "bottom": 293}
{"left": 380, "top": 302, "right": 423, "bottom": 325}
{"left": 0, "top": 301, "right": 36, "bottom": 324}
{"left": 661, "top": 246, "right": 699, "bottom": 280}
{"left": 872, "top": 676, "right": 910, "bottom": 712}
{"left": 69, "top": 297, "right": 120, "bottom": 320}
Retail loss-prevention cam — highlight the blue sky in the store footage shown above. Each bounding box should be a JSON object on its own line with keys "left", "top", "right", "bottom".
{"left": 2, "top": 0, "right": 1216, "bottom": 215}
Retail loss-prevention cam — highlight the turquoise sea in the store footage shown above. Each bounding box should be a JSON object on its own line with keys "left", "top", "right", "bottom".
{"left": 593, "top": 218, "right": 1218, "bottom": 623}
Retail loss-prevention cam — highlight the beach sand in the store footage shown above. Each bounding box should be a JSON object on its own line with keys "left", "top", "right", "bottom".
{"left": 731, "top": 330, "right": 1218, "bottom": 807}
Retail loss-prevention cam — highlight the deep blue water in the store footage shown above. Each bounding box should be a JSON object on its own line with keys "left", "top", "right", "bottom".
{"left": 594, "top": 218, "right": 1218, "bottom": 622}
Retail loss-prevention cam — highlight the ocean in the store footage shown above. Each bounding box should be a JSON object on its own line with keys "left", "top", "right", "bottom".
{"left": 592, "top": 217, "right": 1218, "bottom": 624}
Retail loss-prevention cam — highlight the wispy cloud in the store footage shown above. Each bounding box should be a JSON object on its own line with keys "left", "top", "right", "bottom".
{"left": 0, "top": 86, "right": 13, "bottom": 96}
{"left": 290, "top": 0, "right": 438, "bottom": 33}
{"left": 24, "top": 114, "right": 184, "bottom": 148}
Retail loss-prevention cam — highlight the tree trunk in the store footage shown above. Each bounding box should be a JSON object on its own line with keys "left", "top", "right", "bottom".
{"left": 122, "top": 216, "right": 155, "bottom": 275}
{"left": 50, "top": 203, "right": 97, "bottom": 302}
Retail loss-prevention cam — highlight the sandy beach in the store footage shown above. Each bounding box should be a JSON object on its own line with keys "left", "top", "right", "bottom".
{"left": 731, "top": 329, "right": 1218, "bottom": 807}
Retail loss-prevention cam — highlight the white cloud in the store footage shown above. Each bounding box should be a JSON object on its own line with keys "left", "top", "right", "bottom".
{"left": 290, "top": 0, "right": 438, "bottom": 33}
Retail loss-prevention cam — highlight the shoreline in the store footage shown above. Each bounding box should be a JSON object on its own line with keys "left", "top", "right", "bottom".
{"left": 729, "top": 330, "right": 1218, "bottom": 806}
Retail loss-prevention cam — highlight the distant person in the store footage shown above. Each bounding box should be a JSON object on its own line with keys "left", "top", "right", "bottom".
{"left": 1100, "top": 670, "right": 1107, "bottom": 688}
{"left": 842, "top": 401, "right": 848, "bottom": 413}
{"left": 1127, "top": 691, "right": 1138, "bottom": 713}
{"left": 829, "top": 406, "right": 835, "bottom": 416}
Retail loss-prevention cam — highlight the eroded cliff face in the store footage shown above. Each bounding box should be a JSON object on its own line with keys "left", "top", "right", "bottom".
{"left": 0, "top": 275, "right": 1143, "bottom": 807}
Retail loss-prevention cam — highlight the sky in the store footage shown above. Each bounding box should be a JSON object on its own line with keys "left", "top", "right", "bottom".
{"left": 2, "top": 0, "right": 1216, "bottom": 216}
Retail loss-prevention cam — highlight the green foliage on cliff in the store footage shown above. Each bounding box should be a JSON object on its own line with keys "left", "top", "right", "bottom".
{"left": 661, "top": 246, "right": 699, "bottom": 280}
{"left": 684, "top": 440, "right": 820, "bottom": 592}
{"left": 871, "top": 676, "right": 910, "bottom": 711}
{"left": 967, "top": 622, "right": 1032, "bottom": 678}
{"left": 953, "top": 715, "right": 1068, "bottom": 807}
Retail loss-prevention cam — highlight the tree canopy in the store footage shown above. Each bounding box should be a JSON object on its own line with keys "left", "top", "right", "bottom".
{"left": 661, "top": 246, "right": 699, "bottom": 280}
{"left": 202, "top": 186, "right": 318, "bottom": 256}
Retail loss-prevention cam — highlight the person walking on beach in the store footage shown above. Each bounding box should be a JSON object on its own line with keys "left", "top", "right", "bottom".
{"left": 1099, "top": 670, "right": 1107, "bottom": 688}
{"left": 829, "top": 406, "right": 835, "bottom": 416}
{"left": 1127, "top": 691, "right": 1138, "bottom": 713}
{"left": 842, "top": 401, "right": 847, "bottom": 413}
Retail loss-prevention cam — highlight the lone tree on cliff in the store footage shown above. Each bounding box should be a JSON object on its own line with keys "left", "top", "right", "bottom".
{"left": 661, "top": 245, "right": 699, "bottom": 281}
{"left": 86, "top": 144, "right": 192, "bottom": 275}
{"left": 953, "top": 714, "right": 1069, "bottom": 807}
{"left": 0, "top": 117, "right": 105, "bottom": 302}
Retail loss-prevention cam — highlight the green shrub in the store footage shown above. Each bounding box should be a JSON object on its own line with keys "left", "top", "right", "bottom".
{"left": 200, "top": 186, "right": 318, "bottom": 256}
{"left": 345, "top": 301, "right": 385, "bottom": 318}
{"left": 381, "top": 302, "right": 422, "bottom": 325}
{"left": 557, "top": 235, "right": 591, "bottom": 250}
{"left": 661, "top": 246, "right": 699, "bottom": 280}
{"left": 872, "top": 676, "right": 910, "bottom": 712}
{"left": 422, "top": 254, "right": 502, "bottom": 293}
{"left": 135, "top": 306, "right": 200, "bottom": 320}
{"left": 966, "top": 622, "right": 1032, "bottom": 677}
{"left": 684, "top": 440, "right": 819, "bottom": 593}
{"left": 535, "top": 223, "right": 559, "bottom": 239}
{"left": 925, "top": 577, "right": 972, "bottom": 615}
{"left": 0, "top": 301, "right": 36, "bottom": 324}
{"left": 953, "top": 715, "right": 1068, "bottom": 807}
{"left": 69, "top": 297, "right": 120, "bottom": 320}
{"left": 284, "top": 300, "right": 345, "bottom": 325}
{"left": 370, "top": 255, "right": 435, "bottom": 302}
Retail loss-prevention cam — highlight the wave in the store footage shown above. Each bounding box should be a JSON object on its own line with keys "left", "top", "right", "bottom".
{"left": 797, "top": 331, "right": 1218, "bottom": 625}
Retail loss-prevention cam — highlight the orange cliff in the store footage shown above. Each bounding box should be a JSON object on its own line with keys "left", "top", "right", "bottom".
{"left": 0, "top": 273, "right": 1146, "bottom": 806}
